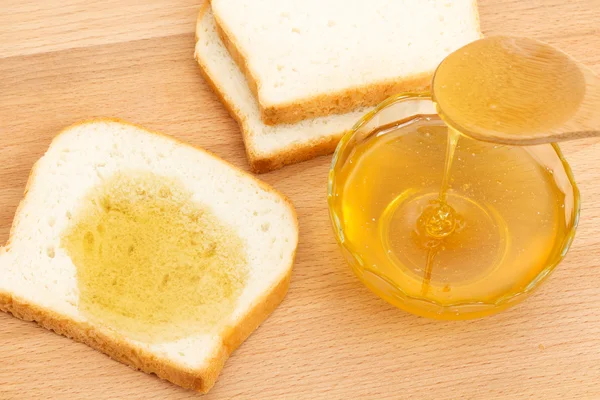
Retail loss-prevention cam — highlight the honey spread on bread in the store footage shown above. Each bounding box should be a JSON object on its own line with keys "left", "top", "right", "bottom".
{"left": 62, "top": 171, "right": 248, "bottom": 343}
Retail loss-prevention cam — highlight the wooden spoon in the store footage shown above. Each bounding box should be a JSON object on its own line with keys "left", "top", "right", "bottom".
{"left": 432, "top": 36, "right": 600, "bottom": 145}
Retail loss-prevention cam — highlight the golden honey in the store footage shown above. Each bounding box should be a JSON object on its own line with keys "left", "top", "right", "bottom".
{"left": 328, "top": 95, "right": 579, "bottom": 319}
{"left": 62, "top": 171, "right": 248, "bottom": 342}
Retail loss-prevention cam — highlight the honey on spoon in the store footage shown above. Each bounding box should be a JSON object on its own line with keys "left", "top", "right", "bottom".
{"left": 433, "top": 35, "right": 600, "bottom": 145}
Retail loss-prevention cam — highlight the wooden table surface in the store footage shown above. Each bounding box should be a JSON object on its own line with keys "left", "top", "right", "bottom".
{"left": 1, "top": 1, "right": 600, "bottom": 399}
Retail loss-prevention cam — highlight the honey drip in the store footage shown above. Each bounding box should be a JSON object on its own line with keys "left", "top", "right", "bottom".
{"left": 417, "top": 128, "right": 460, "bottom": 294}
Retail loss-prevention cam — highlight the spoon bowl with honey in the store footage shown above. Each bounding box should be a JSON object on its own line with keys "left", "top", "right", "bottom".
{"left": 432, "top": 36, "right": 600, "bottom": 145}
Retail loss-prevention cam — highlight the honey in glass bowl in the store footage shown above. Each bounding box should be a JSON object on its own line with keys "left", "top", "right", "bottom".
{"left": 327, "top": 94, "right": 579, "bottom": 320}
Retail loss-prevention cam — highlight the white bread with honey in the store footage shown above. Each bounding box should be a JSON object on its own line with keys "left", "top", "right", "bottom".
{"left": 211, "top": 0, "right": 482, "bottom": 125}
{"left": 0, "top": 119, "right": 298, "bottom": 393}
{"left": 194, "top": 3, "right": 369, "bottom": 173}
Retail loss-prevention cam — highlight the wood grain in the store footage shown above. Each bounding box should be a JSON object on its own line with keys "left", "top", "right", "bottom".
{"left": 1, "top": 1, "right": 599, "bottom": 399}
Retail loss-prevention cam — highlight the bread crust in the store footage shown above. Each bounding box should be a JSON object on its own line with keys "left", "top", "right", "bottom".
{"left": 212, "top": 0, "right": 482, "bottom": 126}
{"left": 195, "top": 5, "right": 349, "bottom": 173}
{"left": 194, "top": 52, "right": 346, "bottom": 173}
{"left": 212, "top": 10, "right": 261, "bottom": 117}
{"left": 0, "top": 117, "right": 298, "bottom": 393}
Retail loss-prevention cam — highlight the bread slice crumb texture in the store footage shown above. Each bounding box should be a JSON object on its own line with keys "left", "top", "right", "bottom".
{"left": 62, "top": 170, "right": 248, "bottom": 344}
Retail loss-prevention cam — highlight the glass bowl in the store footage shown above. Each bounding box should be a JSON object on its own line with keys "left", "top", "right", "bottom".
{"left": 327, "top": 93, "right": 580, "bottom": 320}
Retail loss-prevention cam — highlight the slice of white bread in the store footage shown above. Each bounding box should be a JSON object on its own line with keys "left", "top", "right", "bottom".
{"left": 211, "top": 0, "right": 482, "bottom": 125}
{"left": 194, "top": 3, "right": 370, "bottom": 173}
{"left": 0, "top": 119, "right": 298, "bottom": 393}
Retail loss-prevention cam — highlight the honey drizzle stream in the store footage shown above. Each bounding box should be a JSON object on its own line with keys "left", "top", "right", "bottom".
{"left": 439, "top": 128, "right": 461, "bottom": 203}
{"left": 421, "top": 127, "right": 461, "bottom": 295}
